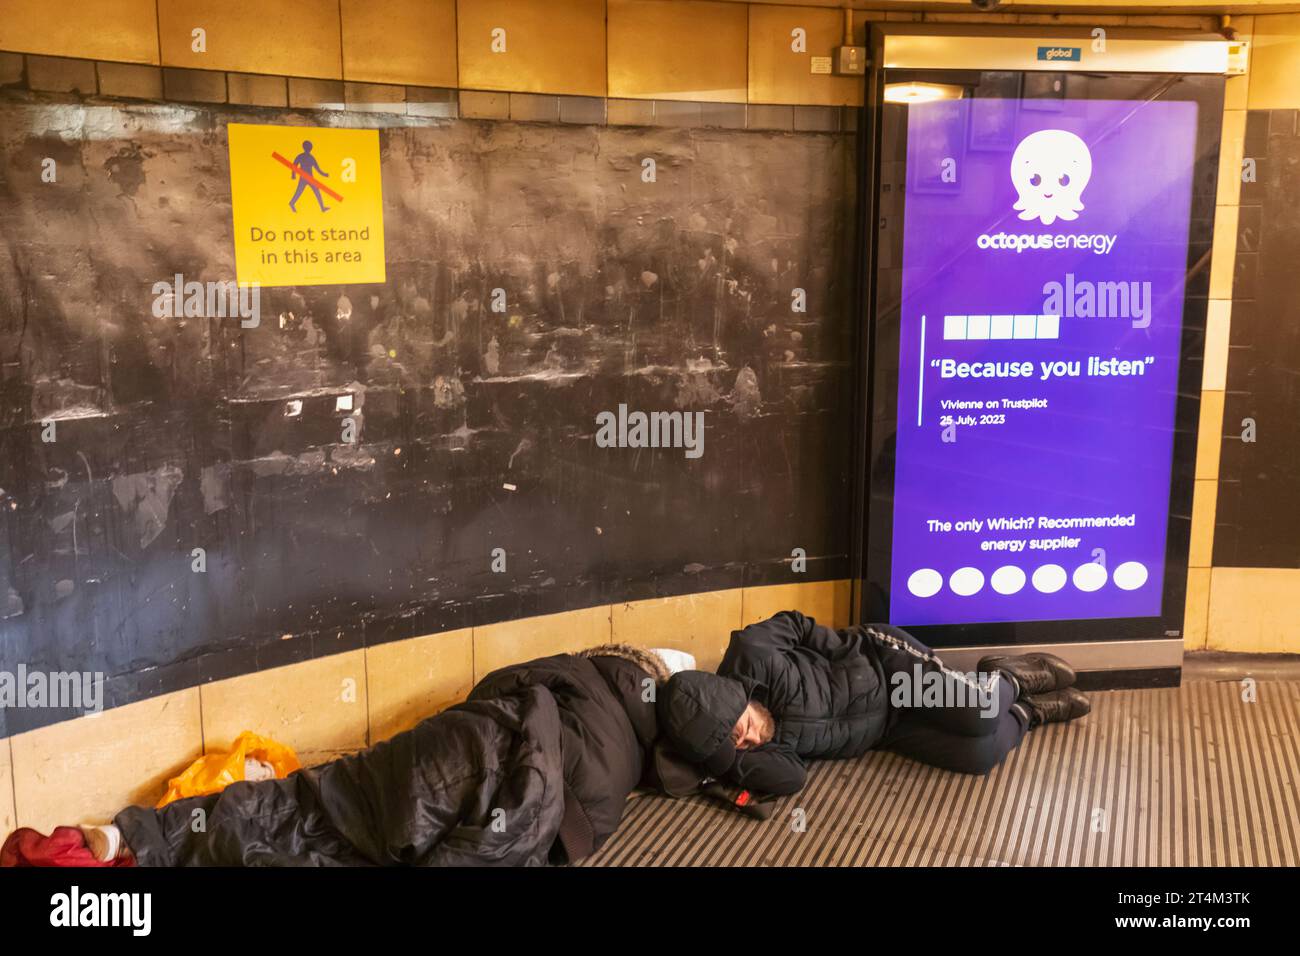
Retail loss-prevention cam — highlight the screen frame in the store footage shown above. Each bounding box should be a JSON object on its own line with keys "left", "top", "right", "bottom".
{"left": 855, "top": 65, "right": 1225, "bottom": 649}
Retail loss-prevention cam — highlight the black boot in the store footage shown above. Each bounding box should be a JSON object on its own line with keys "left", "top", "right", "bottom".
{"left": 1015, "top": 688, "right": 1091, "bottom": 729}
{"left": 978, "top": 652, "right": 1076, "bottom": 697}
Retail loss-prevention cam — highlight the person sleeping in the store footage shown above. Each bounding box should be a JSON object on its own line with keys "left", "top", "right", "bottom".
{"left": 5, "top": 643, "right": 698, "bottom": 867}
{"left": 656, "top": 610, "right": 1091, "bottom": 797}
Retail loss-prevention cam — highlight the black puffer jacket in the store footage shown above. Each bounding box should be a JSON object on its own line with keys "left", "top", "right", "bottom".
{"left": 116, "top": 644, "right": 666, "bottom": 866}
{"left": 719, "top": 609, "right": 891, "bottom": 760}
{"left": 468, "top": 646, "right": 664, "bottom": 861}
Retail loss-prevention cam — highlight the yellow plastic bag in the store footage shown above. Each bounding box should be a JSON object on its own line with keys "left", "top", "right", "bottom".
{"left": 157, "top": 731, "right": 301, "bottom": 808}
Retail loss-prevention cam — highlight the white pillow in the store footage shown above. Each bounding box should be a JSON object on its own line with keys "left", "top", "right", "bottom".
{"left": 649, "top": 647, "right": 696, "bottom": 675}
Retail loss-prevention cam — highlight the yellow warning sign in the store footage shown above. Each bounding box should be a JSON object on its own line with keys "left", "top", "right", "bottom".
{"left": 228, "top": 123, "right": 385, "bottom": 287}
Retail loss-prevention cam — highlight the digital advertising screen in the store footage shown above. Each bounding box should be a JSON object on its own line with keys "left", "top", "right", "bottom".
{"left": 888, "top": 97, "right": 1200, "bottom": 628}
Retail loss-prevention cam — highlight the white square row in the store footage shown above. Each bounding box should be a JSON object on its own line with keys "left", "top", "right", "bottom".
{"left": 942, "top": 314, "right": 1060, "bottom": 341}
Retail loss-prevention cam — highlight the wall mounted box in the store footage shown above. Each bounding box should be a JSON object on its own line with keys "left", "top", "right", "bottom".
{"left": 835, "top": 46, "right": 867, "bottom": 75}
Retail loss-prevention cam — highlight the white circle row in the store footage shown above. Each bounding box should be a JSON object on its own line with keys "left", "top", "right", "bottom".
{"left": 906, "top": 561, "right": 1148, "bottom": 598}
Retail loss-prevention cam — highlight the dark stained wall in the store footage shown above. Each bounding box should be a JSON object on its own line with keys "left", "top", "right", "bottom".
{"left": 1215, "top": 108, "right": 1300, "bottom": 568}
{"left": 0, "top": 95, "right": 857, "bottom": 736}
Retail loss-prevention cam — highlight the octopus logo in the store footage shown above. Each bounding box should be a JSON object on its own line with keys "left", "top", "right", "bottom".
{"left": 1010, "top": 129, "right": 1092, "bottom": 226}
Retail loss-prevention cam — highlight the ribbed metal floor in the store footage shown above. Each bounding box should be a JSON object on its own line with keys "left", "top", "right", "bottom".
{"left": 582, "top": 680, "right": 1300, "bottom": 866}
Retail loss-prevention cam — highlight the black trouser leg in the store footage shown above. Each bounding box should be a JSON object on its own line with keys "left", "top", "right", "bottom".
{"left": 865, "top": 624, "right": 1029, "bottom": 774}
{"left": 877, "top": 706, "right": 1028, "bottom": 775}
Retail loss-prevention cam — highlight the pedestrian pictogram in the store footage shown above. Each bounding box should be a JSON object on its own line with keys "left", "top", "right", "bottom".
{"left": 275, "top": 141, "right": 343, "bottom": 212}
{"left": 228, "top": 123, "right": 385, "bottom": 287}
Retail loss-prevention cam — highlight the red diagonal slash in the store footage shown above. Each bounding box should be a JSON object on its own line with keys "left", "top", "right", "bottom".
{"left": 271, "top": 151, "right": 344, "bottom": 203}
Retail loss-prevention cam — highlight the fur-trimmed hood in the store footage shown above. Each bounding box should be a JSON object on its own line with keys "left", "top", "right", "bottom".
{"left": 578, "top": 643, "right": 672, "bottom": 685}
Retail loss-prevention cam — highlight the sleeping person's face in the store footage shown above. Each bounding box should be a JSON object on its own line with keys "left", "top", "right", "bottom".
{"left": 730, "top": 701, "right": 776, "bottom": 750}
